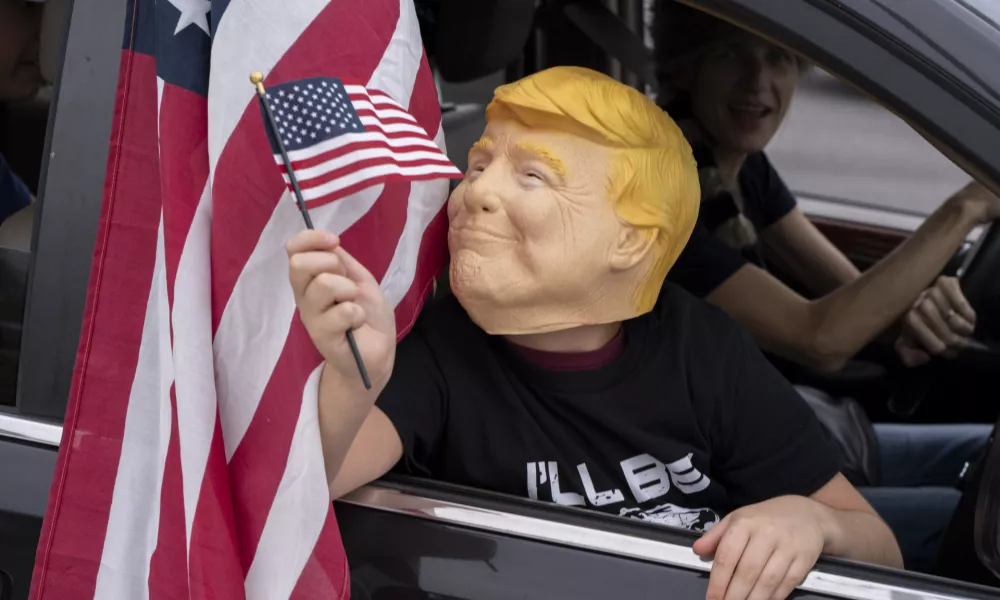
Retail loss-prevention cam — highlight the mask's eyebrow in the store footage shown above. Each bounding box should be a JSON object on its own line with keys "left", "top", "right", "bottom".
{"left": 470, "top": 136, "right": 495, "bottom": 153}
{"left": 513, "top": 141, "right": 567, "bottom": 179}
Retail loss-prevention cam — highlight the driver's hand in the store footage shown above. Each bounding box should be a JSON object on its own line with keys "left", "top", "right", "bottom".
{"left": 895, "top": 276, "right": 976, "bottom": 367}
{"left": 951, "top": 181, "right": 1000, "bottom": 225}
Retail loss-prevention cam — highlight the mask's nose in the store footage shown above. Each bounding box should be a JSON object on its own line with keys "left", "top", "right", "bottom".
{"left": 463, "top": 167, "right": 503, "bottom": 214}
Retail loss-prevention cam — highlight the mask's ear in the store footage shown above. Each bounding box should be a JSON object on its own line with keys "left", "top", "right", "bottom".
{"left": 610, "top": 225, "right": 657, "bottom": 272}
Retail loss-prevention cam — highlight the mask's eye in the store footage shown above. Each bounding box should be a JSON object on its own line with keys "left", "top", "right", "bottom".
{"left": 525, "top": 171, "right": 543, "bottom": 180}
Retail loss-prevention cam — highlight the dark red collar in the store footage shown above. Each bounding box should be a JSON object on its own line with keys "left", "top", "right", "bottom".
{"left": 510, "top": 327, "right": 626, "bottom": 371}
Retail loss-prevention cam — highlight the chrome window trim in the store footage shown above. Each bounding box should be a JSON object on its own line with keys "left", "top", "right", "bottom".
{"left": 0, "top": 413, "right": 62, "bottom": 446}
{"left": 0, "top": 416, "right": 979, "bottom": 599}
{"left": 341, "top": 484, "right": 975, "bottom": 600}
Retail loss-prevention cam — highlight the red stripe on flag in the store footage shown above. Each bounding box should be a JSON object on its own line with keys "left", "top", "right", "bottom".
{"left": 187, "top": 414, "right": 245, "bottom": 600}
{"left": 388, "top": 52, "right": 451, "bottom": 339}
{"left": 30, "top": 50, "right": 163, "bottom": 600}
{"left": 158, "top": 83, "right": 209, "bottom": 307}
{"left": 227, "top": 318, "right": 321, "bottom": 574}
{"left": 147, "top": 388, "right": 189, "bottom": 600}
{"left": 295, "top": 154, "right": 458, "bottom": 192}
{"left": 286, "top": 139, "right": 448, "bottom": 172}
{"left": 289, "top": 509, "right": 350, "bottom": 600}
{"left": 395, "top": 206, "right": 448, "bottom": 338}
{"left": 210, "top": 0, "right": 401, "bottom": 333}
{"left": 302, "top": 172, "right": 457, "bottom": 210}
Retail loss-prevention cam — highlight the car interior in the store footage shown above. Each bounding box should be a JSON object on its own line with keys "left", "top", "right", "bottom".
{"left": 2, "top": 0, "right": 1000, "bottom": 598}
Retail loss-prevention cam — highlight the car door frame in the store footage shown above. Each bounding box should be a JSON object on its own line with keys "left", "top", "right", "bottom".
{"left": 3, "top": 0, "right": 1000, "bottom": 598}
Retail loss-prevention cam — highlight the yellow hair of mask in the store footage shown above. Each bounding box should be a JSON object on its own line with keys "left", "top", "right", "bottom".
{"left": 486, "top": 66, "right": 701, "bottom": 313}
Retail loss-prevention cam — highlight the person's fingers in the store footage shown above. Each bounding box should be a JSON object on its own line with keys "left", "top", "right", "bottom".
{"left": 744, "top": 551, "right": 792, "bottom": 600}
{"left": 904, "top": 311, "right": 948, "bottom": 356}
{"left": 721, "top": 534, "right": 776, "bottom": 600}
{"left": 917, "top": 296, "right": 964, "bottom": 352}
{"left": 936, "top": 276, "right": 976, "bottom": 329}
{"left": 286, "top": 230, "right": 338, "bottom": 257}
{"left": 895, "top": 336, "right": 931, "bottom": 368}
{"left": 694, "top": 516, "right": 730, "bottom": 558}
{"left": 302, "top": 273, "right": 360, "bottom": 317}
{"left": 288, "top": 250, "right": 346, "bottom": 300}
{"left": 769, "top": 557, "right": 812, "bottom": 600}
{"left": 311, "top": 302, "right": 367, "bottom": 340}
{"left": 704, "top": 521, "right": 750, "bottom": 600}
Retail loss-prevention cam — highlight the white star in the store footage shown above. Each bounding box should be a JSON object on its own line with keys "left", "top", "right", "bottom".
{"left": 310, "top": 132, "right": 316, "bottom": 138}
{"left": 294, "top": 86, "right": 300, "bottom": 91}
{"left": 291, "top": 125, "right": 298, "bottom": 133}
{"left": 283, "top": 139, "right": 290, "bottom": 146}
{"left": 308, "top": 83, "right": 314, "bottom": 89}
{"left": 166, "top": 0, "right": 211, "bottom": 36}
{"left": 325, "top": 127, "right": 332, "bottom": 133}
{"left": 296, "top": 137, "right": 302, "bottom": 143}
{"left": 279, "top": 90, "right": 285, "bottom": 97}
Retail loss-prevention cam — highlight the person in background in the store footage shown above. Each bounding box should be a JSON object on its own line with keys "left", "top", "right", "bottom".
{"left": 651, "top": 0, "right": 995, "bottom": 573}
{"left": 0, "top": 0, "right": 43, "bottom": 226}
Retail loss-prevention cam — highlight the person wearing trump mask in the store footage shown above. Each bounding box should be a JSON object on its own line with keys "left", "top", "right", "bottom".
{"left": 286, "top": 66, "right": 902, "bottom": 600}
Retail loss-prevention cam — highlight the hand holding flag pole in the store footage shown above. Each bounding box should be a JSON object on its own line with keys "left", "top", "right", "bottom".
{"left": 250, "top": 71, "right": 372, "bottom": 390}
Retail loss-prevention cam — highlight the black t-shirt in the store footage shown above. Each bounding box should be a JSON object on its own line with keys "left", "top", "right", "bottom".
{"left": 376, "top": 284, "right": 842, "bottom": 533}
{"left": 666, "top": 150, "right": 798, "bottom": 298}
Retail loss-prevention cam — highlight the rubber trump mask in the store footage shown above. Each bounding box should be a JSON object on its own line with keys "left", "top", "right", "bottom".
{"left": 448, "top": 66, "right": 700, "bottom": 335}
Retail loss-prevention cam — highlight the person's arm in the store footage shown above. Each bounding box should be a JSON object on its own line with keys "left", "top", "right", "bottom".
{"left": 287, "top": 230, "right": 407, "bottom": 497}
{"left": 696, "top": 322, "right": 900, "bottom": 600}
{"left": 707, "top": 182, "right": 998, "bottom": 372}
{"left": 762, "top": 207, "right": 860, "bottom": 296}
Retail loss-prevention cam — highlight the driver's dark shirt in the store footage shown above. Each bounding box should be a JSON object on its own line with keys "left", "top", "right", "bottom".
{"left": 665, "top": 146, "right": 798, "bottom": 298}
{"left": 375, "top": 285, "right": 843, "bottom": 533}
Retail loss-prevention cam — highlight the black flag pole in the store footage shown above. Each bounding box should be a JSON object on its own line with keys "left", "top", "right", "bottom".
{"left": 250, "top": 71, "right": 372, "bottom": 391}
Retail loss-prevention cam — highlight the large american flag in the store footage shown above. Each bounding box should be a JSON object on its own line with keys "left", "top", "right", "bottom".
{"left": 29, "top": 0, "right": 459, "bottom": 598}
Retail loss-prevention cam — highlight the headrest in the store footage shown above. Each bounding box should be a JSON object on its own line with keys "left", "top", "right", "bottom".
{"left": 434, "top": 0, "right": 537, "bottom": 83}
{"left": 40, "top": 0, "right": 72, "bottom": 85}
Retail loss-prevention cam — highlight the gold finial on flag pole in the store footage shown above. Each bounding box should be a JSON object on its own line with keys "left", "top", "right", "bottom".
{"left": 250, "top": 71, "right": 266, "bottom": 95}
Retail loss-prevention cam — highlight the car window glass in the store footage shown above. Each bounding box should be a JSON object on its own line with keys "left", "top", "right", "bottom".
{"left": 767, "top": 67, "right": 970, "bottom": 221}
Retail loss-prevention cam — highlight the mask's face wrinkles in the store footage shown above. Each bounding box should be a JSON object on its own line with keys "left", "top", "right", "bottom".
{"left": 448, "top": 118, "right": 624, "bottom": 333}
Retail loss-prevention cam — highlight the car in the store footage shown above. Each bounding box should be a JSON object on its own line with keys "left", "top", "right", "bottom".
{"left": 2, "top": 0, "right": 1000, "bottom": 599}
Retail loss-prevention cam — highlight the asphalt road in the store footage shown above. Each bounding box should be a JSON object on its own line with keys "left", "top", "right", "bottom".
{"left": 767, "top": 71, "right": 971, "bottom": 217}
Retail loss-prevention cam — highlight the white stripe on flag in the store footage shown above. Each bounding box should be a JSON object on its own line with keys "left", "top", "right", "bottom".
{"left": 357, "top": 117, "right": 427, "bottom": 136}
{"left": 299, "top": 162, "right": 459, "bottom": 202}
{"left": 349, "top": 101, "right": 416, "bottom": 123}
{"left": 209, "top": 0, "right": 328, "bottom": 172}
{"left": 215, "top": 185, "right": 386, "bottom": 461}
{"left": 381, "top": 124, "right": 450, "bottom": 305}
{"left": 171, "top": 182, "right": 217, "bottom": 545}
{"left": 243, "top": 363, "right": 330, "bottom": 600}
{"left": 367, "top": 0, "right": 422, "bottom": 109}
{"left": 283, "top": 132, "right": 440, "bottom": 163}
{"left": 284, "top": 147, "right": 455, "bottom": 182}
{"left": 344, "top": 87, "right": 407, "bottom": 112}
{"left": 94, "top": 215, "right": 174, "bottom": 600}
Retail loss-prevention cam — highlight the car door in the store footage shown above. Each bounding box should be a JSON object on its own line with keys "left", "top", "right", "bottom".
{"left": 3, "top": 1, "right": 1000, "bottom": 600}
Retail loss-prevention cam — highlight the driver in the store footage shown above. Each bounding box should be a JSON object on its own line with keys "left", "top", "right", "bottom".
{"left": 287, "top": 66, "right": 902, "bottom": 600}
{"left": 651, "top": 0, "right": 994, "bottom": 573}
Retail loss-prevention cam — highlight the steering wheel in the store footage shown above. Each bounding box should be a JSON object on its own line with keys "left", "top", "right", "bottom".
{"left": 888, "top": 220, "right": 1000, "bottom": 417}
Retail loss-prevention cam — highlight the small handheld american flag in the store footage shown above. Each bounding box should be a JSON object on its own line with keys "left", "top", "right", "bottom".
{"left": 250, "top": 71, "right": 462, "bottom": 388}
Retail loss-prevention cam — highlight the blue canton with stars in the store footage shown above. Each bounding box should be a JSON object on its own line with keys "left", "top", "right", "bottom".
{"left": 262, "top": 77, "right": 366, "bottom": 154}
